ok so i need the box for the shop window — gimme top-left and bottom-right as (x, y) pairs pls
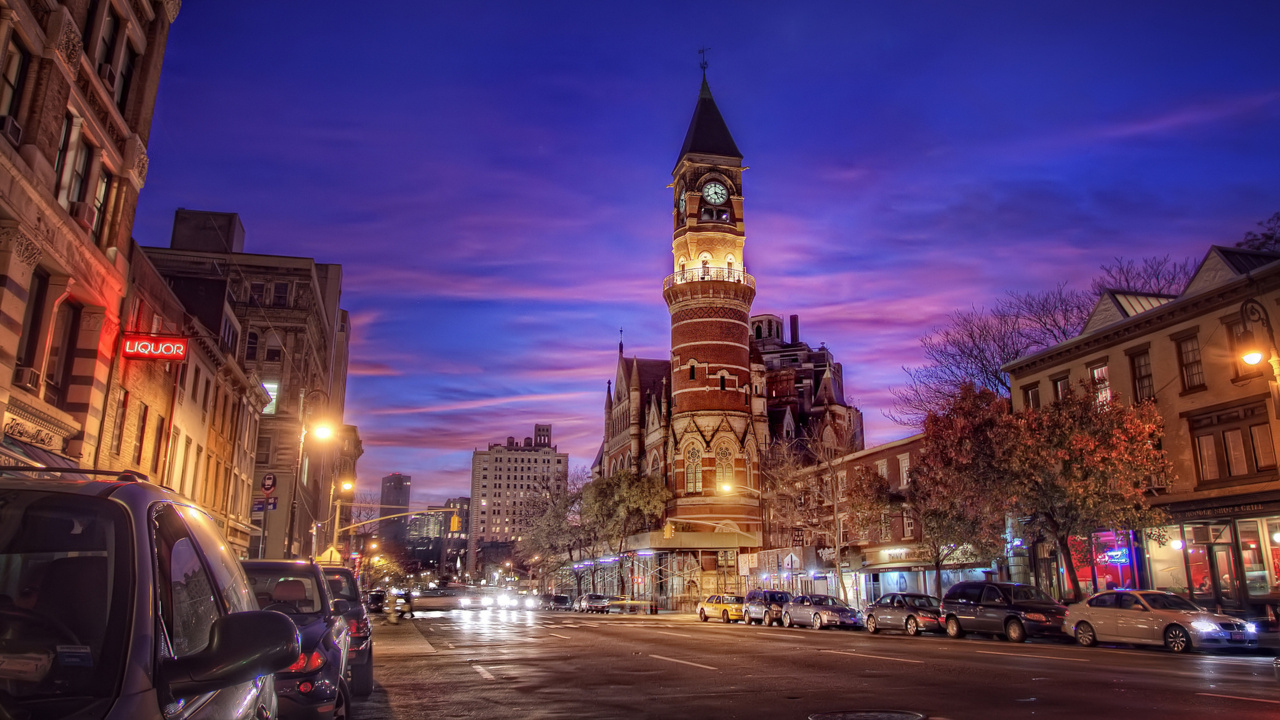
(1144, 526), (1189, 595)
(1236, 518), (1280, 598)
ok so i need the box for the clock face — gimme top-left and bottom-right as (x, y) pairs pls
(702, 181), (728, 205)
(679, 193), (686, 214)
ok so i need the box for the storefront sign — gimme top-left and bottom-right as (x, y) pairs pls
(1167, 500), (1280, 522)
(121, 334), (188, 361)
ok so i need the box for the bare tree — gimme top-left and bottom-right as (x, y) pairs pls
(1237, 211), (1280, 252)
(1089, 255), (1196, 297)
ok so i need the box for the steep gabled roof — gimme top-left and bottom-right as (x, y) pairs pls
(676, 78), (741, 164)
(1184, 245), (1280, 296)
(1081, 290), (1176, 335)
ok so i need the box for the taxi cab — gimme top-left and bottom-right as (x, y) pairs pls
(696, 593), (745, 623)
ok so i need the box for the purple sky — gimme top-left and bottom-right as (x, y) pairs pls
(135, 2), (1280, 505)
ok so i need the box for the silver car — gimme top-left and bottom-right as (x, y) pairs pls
(1064, 590), (1259, 652)
(781, 594), (863, 629)
(864, 592), (943, 635)
(0, 471), (300, 720)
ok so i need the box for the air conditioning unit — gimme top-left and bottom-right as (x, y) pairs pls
(12, 366), (41, 393)
(98, 63), (118, 92)
(70, 201), (97, 231)
(0, 115), (22, 147)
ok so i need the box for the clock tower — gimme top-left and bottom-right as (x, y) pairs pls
(662, 76), (764, 538)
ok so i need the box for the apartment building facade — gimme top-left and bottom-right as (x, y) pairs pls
(466, 425), (567, 574)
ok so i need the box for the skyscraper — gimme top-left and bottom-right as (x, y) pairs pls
(380, 472), (411, 547)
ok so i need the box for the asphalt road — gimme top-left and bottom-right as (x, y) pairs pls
(354, 609), (1280, 720)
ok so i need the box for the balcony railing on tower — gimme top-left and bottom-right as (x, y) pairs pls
(663, 267), (756, 290)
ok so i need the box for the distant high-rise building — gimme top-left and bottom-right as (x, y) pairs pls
(380, 473), (411, 546)
(466, 426), (567, 574)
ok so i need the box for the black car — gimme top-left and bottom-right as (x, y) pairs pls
(244, 560), (353, 719)
(365, 589), (386, 613)
(547, 594), (573, 611)
(324, 566), (373, 697)
(743, 589), (793, 626)
(940, 581), (1068, 642)
(0, 471), (299, 720)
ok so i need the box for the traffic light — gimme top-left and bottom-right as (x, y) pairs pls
(450, 514), (461, 532)
(663, 522), (674, 539)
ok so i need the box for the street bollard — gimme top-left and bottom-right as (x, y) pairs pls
(1273, 657), (1279, 683)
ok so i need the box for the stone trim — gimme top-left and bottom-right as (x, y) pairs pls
(0, 227), (42, 267)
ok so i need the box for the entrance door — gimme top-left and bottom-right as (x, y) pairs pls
(1186, 523), (1242, 612)
(1208, 545), (1242, 611)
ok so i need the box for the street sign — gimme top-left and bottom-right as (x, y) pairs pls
(252, 498), (265, 513)
(261, 473), (276, 495)
(267, 497), (278, 511)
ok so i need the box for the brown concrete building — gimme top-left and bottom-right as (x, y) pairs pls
(1005, 245), (1280, 618)
(467, 426), (567, 575)
(0, 1), (178, 468)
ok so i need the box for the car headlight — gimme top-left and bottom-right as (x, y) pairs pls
(480, 596), (494, 607)
(525, 598), (538, 609)
(460, 597), (472, 607)
(1246, 622), (1258, 633)
(1190, 620), (1219, 633)
(1024, 613), (1048, 622)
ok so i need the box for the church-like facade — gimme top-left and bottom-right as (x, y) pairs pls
(592, 77), (862, 603)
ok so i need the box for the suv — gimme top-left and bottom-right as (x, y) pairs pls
(323, 566), (373, 697)
(940, 581), (1067, 642)
(743, 589), (793, 626)
(0, 472), (299, 720)
(243, 560), (352, 719)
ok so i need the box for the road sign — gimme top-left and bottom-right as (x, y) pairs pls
(252, 498), (265, 513)
(267, 497), (278, 511)
(261, 473), (276, 495)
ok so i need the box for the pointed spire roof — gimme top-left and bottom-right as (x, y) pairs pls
(676, 77), (741, 165)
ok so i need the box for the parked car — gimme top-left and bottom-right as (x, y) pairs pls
(0, 471), (299, 720)
(782, 594), (863, 629)
(865, 593), (944, 635)
(586, 594), (622, 613)
(577, 593), (606, 612)
(365, 589), (386, 613)
(941, 581), (1067, 642)
(696, 594), (745, 623)
(743, 589), (793, 626)
(323, 566), (373, 697)
(1065, 590), (1259, 652)
(541, 594), (573, 610)
(243, 560), (353, 719)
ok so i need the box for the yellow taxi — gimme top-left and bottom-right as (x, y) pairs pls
(696, 593), (745, 623)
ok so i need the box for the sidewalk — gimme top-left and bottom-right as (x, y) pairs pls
(370, 616), (437, 658)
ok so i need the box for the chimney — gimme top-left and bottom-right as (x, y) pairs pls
(790, 315), (800, 345)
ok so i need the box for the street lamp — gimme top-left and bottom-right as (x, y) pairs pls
(719, 483), (761, 496)
(1238, 298), (1280, 418)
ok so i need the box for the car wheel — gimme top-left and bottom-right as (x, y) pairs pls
(722, 610), (731, 624)
(946, 616), (965, 639)
(866, 615), (879, 634)
(783, 612), (793, 628)
(905, 616), (920, 636)
(813, 613), (824, 630)
(351, 649), (374, 697)
(1005, 618), (1027, 643)
(1075, 621), (1097, 648)
(1164, 624), (1192, 653)
(699, 609), (708, 622)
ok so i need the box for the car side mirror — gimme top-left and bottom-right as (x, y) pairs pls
(161, 610), (300, 700)
(332, 599), (353, 614)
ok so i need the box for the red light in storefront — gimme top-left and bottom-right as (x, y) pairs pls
(122, 334), (188, 361)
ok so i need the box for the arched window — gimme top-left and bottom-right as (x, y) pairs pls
(701, 259), (710, 279)
(716, 446), (734, 492)
(754, 324), (762, 339)
(685, 447), (702, 493)
(245, 332), (259, 361)
(719, 374), (726, 391)
(689, 362), (696, 381)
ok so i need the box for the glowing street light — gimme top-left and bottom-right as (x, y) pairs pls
(311, 423), (335, 440)
(341, 480), (354, 492)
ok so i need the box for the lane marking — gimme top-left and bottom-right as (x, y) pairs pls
(472, 665), (495, 681)
(549, 633), (571, 639)
(447, 643), (455, 649)
(1197, 692), (1280, 705)
(655, 630), (693, 638)
(975, 650), (1089, 663)
(427, 626), (436, 632)
(649, 654), (718, 671)
(819, 649), (923, 664)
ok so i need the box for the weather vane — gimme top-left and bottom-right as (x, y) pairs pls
(698, 47), (710, 77)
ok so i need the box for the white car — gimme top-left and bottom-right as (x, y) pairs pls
(1064, 590), (1258, 652)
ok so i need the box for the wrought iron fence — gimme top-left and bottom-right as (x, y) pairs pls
(663, 267), (755, 289)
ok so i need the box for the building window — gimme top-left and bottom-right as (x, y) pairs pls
(111, 390), (129, 455)
(94, 7), (119, 70)
(133, 404), (149, 466)
(715, 446), (733, 491)
(65, 134), (93, 206)
(1131, 351), (1155, 403)
(1051, 374), (1070, 402)
(1196, 434), (1220, 482)
(1177, 336), (1206, 391)
(0, 37), (29, 125)
(685, 447), (702, 493)
(1089, 364), (1111, 404)
(262, 380), (279, 415)
(15, 268), (49, 372)
(249, 282), (265, 304)
(904, 515), (916, 539)
(1022, 384), (1041, 410)
(115, 46), (136, 111)
(1190, 402), (1274, 484)
(689, 363), (696, 380)
(272, 282), (290, 307)
(52, 114), (73, 200)
(264, 334), (282, 363)
(719, 374), (726, 391)
(43, 301), (81, 409)
(1252, 424), (1277, 470)
(91, 169), (111, 244)
(898, 453), (911, 486)
(151, 418), (164, 473)
(245, 331), (258, 361)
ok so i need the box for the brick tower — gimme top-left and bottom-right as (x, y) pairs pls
(662, 75), (764, 537)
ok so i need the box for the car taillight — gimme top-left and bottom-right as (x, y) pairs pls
(347, 618), (371, 637)
(285, 651), (326, 673)
(1024, 612), (1048, 622)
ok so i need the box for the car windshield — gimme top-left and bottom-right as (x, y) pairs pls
(245, 568), (325, 617)
(324, 570), (360, 602)
(1140, 593), (1201, 611)
(1008, 585), (1056, 603)
(905, 595), (939, 609)
(0, 489), (131, 716)
(811, 596), (848, 607)
(721, 595), (743, 603)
